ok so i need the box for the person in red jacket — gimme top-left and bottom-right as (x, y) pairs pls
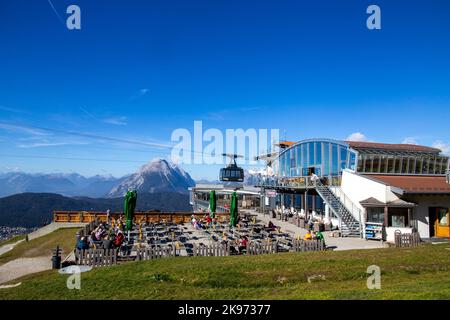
(238, 236), (248, 254)
(114, 231), (124, 248)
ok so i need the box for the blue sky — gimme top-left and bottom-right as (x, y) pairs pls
(0, 0), (449, 180)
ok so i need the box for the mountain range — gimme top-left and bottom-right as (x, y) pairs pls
(0, 192), (191, 228)
(0, 159), (195, 198)
(0, 159), (266, 228)
(0, 159), (196, 228)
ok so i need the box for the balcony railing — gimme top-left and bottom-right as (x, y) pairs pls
(254, 176), (342, 189)
(193, 199), (229, 213)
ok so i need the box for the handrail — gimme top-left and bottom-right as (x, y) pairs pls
(255, 175), (342, 189)
(255, 176), (316, 189)
(194, 199), (229, 213)
(328, 186), (362, 222)
(326, 185), (363, 236)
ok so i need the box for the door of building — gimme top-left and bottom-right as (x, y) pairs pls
(430, 207), (450, 238)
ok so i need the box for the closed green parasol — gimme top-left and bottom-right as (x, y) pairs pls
(124, 190), (137, 231)
(229, 191), (238, 228)
(209, 190), (216, 218)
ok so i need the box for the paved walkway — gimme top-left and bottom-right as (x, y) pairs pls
(0, 239), (25, 257)
(246, 209), (387, 251)
(28, 222), (86, 241)
(0, 256), (51, 284)
(0, 222), (86, 284)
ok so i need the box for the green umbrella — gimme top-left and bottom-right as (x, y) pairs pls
(209, 190), (216, 218)
(229, 191), (238, 228)
(124, 190), (137, 231)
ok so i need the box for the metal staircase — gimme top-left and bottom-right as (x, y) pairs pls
(315, 181), (362, 238)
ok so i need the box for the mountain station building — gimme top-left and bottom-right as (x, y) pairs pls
(190, 138), (450, 242)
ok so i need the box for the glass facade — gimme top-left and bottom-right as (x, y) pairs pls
(356, 153), (448, 175)
(274, 139), (358, 179)
(273, 139), (450, 180)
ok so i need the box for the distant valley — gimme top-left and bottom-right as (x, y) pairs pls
(0, 159), (195, 228)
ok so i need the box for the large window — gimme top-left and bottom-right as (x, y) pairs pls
(302, 143), (307, 168)
(415, 157), (422, 174)
(435, 158), (442, 175)
(323, 142), (330, 176)
(372, 155), (380, 173)
(379, 155), (387, 173)
(340, 146), (347, 172)
(387, 156), (394, 173)
(331, 144), (339, 175)
(280, 153), (286, 176)
(389, 208), (409, 228)
(364, 155), (372, 172)
(357, 154), (364, 172)
(401, 157), (408, 173)
(349, 152), (356, 171)
(429, 157), (435, 174)
(316, 142), (322, 164)
(408, 157), (415, 174)
(394, 157), (401, 173)
(308, 142), (315, 166)
(366, 207), (385, 224)
(274, 140), (357, 180)
(355, 152), (448, 175)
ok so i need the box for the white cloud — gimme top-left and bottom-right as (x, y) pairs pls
(0, 105), (31, 114)
(102, 116), (128, 126)
(402, 137), (418, 145)
(432, 140), (450, 155)
(140, 88), (149, 95)
(346, 132), (367, 142)
(0, 122), (50, 136)
(17, 141), (89, 148)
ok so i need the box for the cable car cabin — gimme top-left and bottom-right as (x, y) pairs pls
(220, 166), (244, 182)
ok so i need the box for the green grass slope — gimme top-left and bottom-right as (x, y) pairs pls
(0, 228), (79, 265)
(1, 243), (449, 300)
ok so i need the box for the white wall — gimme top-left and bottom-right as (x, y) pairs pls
(341, 170), (401, 210)
(386, 227), (412, 242)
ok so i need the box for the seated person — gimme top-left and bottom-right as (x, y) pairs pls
(268, 221), (276, 231)
(238, 236), (248, 254)
(114, 231), (124, 248)
(303, 230), (313, 241)
(221, 234), (228, 245)
(76, 237), (89, 250)
(229, 245), (239, 255)
(315, 231), (325, 245)
(102, 235), (113, 249)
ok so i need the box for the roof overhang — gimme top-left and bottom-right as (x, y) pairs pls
(360, 197), (416, 208)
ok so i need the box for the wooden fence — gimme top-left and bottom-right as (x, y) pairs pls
(246, 241), (278, 255)
(54, 211), (228, 224)
(193, 243), (230, 256)
(394, 232), (420, 248)
(75, 249), (118, 267)
(293, 239), (325, 252)
(136, 246), (177, 260)
(74, 240), (325, 266)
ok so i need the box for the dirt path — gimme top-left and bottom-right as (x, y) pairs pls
(0, 256), (51, 284)
(0, 239), (25, 257)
